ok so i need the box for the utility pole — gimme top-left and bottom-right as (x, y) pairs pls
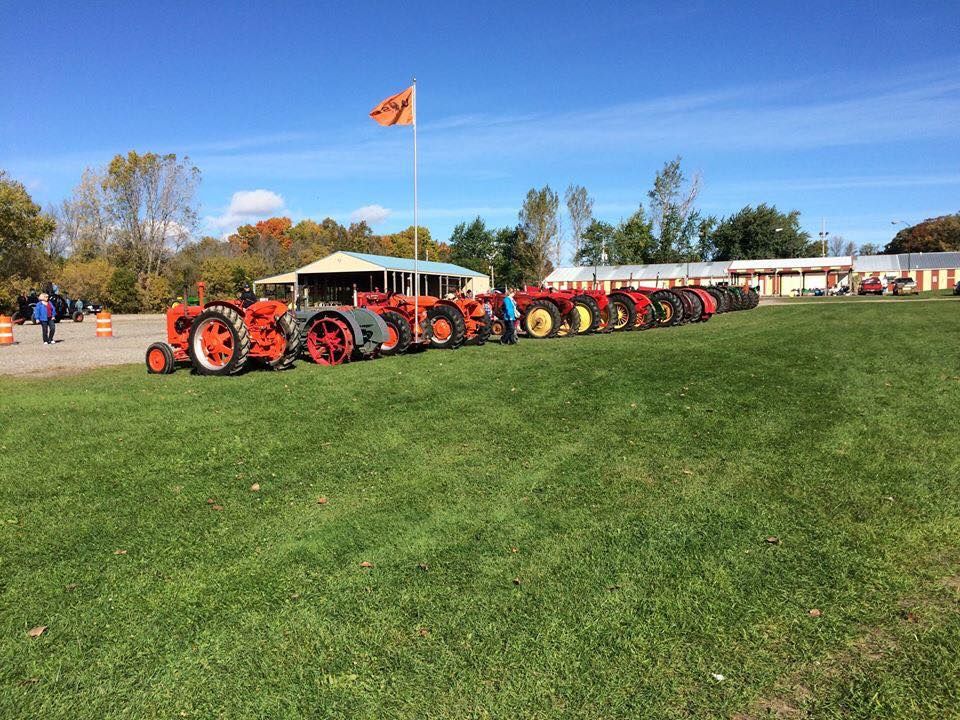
(818, 218), (829, 257)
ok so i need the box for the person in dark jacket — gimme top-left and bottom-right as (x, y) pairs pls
(239, 283), (258, 308)
(33, 292), (57, 344)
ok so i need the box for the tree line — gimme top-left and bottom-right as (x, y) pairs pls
(3, 152), (958, 313)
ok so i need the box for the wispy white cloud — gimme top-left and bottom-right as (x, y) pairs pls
(206, 189), (286, 232)
(349, 204), (392, 226)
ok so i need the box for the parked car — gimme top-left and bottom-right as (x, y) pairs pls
(858, 277), (883, 295)
(891, 277), (918, 296)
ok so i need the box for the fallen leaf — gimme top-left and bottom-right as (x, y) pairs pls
(711, 673), (725, 682)
(289, 593), (301, 601)
(113, 549), (127, 555)
(317, 497), (328, 505)
(682, 469), (693, 476)
(808, 608), (822, 617)
(18, 677), (40, 686)
(249, 483), (260, 492)
(607, 584), (622, 592)
(418, 627), (430, 637)
(211, 504), (223, 511)
(512, 577), (522, 586)
(510, 547), (519, 553)
(360, 561), (374, 568)
(65, 583), (78, 591)
(206, 498), (215, 505)
(27, 626), (47, 638)
(899, 609), (919, 623)
(765, 536), (780, 545)
(417, 562), (429, 571)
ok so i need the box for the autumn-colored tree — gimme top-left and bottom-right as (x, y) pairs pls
(255, 217), (293, 250)
(57, 257), (116, 302)
(884, 213), (960, 253)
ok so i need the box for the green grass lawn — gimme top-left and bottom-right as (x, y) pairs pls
(2, 301), (959, 719)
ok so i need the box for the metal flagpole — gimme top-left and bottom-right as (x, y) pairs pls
(412, 77), (419, 341)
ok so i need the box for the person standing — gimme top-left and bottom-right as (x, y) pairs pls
(33, 292), (57, 344)
(501, 289), (519, 345)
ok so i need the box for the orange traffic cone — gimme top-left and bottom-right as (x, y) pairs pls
(0, 315), (14, 345)
(95, 312), (113, 338)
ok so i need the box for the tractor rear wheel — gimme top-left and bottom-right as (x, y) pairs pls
(428, 304), (466, 349)
(145, 342), (176, 374)
(608, 294), (636, 331)
(572, 295), (601, 334)
(705, 287), (726, 313)
(556, 305), (581, 337)
(678, 289), (704, 322)
(268, 310), (302, 370)
(305, 316), (354, 365)
(187, 306), (250, 375)
(378, 310), (412, 355)
(650, 290), (683, 326)
(523, 299), (560, 339)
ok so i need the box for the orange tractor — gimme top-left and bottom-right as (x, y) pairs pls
(355, 291), (491, 355)
(146, 282), (300, 375)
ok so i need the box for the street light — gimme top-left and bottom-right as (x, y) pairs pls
(891, 220), (912, 273)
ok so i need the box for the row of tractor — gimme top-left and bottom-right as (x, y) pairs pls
(144, 281), (759, 375)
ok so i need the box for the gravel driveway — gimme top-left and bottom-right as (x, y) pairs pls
(0, 314), (166, 377)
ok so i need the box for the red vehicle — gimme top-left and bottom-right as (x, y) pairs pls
(479, 288), (582, 339)
(146, 282), (300, 375)
(858, 277), (883, 295)
(607, 287), (658, 331)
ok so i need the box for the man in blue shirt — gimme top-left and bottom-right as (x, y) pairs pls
(501, 289), (519, 345)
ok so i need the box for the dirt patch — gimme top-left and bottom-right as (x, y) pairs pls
(0, 314), (165, 377)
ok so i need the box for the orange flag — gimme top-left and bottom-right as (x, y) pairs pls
(370, 86), (415, 126)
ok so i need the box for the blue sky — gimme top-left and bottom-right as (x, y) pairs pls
(2, 0), (958, 260)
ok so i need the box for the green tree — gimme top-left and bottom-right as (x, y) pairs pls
(518, 186), (560, 283)
(647, 157), (702, 262)
(613, 207), (655, 263)
(884, 213), (960, 253)
(101, 151), (200, 276)
(105, 267), (140, 312)
(491, 225), (534, 288)
(565, 184), (593, 262)
(137, 273), (173, 312)
(449, 217), (497, 274)
(574, 220), (615, 266)
(288, 218), (345, 265)
(708, 204), (814, 260)
(858, 242), (881, 256)
(0, 170), (56, 280)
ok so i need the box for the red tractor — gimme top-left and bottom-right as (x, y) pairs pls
(478, 288), (581, 339)
(535, 286), (618, 334)
(607, 287), (658, 331)
(146, 282), (300, 375)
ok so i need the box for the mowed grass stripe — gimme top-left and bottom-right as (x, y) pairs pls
(1, 301), (958, 718)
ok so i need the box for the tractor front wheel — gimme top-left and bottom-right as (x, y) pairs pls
(428, 304), (467, 349)
(187, 306), (251, 375)
(608, 295), (636, 331)
(305, 316), (354, 365)
(145, 342), (176, 374)
(379, 310), (412, 356)
(556, 306), (582, 337)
